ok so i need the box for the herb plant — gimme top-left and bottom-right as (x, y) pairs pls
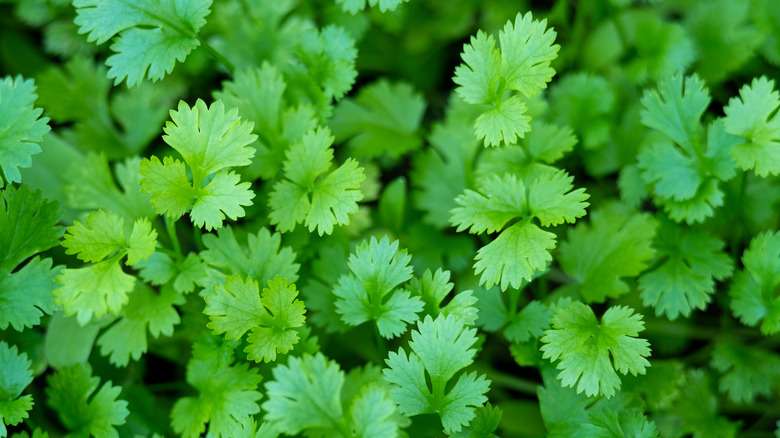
(1, 0), (779, 437)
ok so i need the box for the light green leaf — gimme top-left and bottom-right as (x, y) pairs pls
(0, 76), (50, 186)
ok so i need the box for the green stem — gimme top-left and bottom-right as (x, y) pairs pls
(165, 216), (182, 257)
(197, 36), (236, 74)
(730, 171), (748, 259)
(484, 370), (539, 396)
(374, 324), (387, 361)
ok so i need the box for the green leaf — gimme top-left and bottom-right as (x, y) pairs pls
(0, 185), (62, 331)
(640, 73), (709, 154)
(262, 353), (344, 434)
(61, 210), (126, 263)
(293, 25), (357, 101)
(46, 363), (129, 437)
(200, 226), (299, 286)
(140, 99), (257, 230)
(549, 73), (615, 149)
(53, 260), (136, 326)
(729, 230), (780, 335)
(453, 12), (558, 146)
(723, 76), (780, 177)
(452, 170), (588, 289)
(383, 314), (490, 434)
(336, 0), (408, 14)
(559, 203), (657, 303)
(189, 170), (255, 231)
(640, 217), (733, 320)
(0, 76), (51, 186)
(711, 340), (780, 403)
(139, 155), (193, 220)
(474, 220), (556, 291)
(268, 127), (365, 235)
(170, 337), (262, 438)
(97, 284), (184, 366)
(205, 275), (306, 363)
(330, 80), (426, 159)
(333, 236), (423, 338)
(73, 0), (212, 86)
(540, 302), (651, 398)
(0, 342), (34, 437)
(163, 100), (256, 181)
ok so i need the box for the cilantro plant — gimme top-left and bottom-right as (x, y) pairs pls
(1, 0), (780, 437)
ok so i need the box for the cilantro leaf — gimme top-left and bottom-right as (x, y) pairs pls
(54, 210), (158, 325)
(213, 63), (318, 180)
(723, 76), (780, 177)
(477, 121), (577, 180)
(140, 99), (257, 230)
(171, 337), (262, 438)
(336, 0), (408, 14)
(268, 127), (365, 235)
(263, 353), (400, 437)
(330, 80), (426, 159)
(0, 185), (62, 331)
(558, 203), (657, 303)
(408, 268), (478, 326)
(729, 230), (780, 335)
(204, 275), (306, 362)
(540, 302), (651, 398)
(97, 284), (184, 366)
(451, 169), (588, 290)
(453, 12), (559, 146)
(200, 226), (299, 286)
(46, 363), (129, 437)
(383, 314), (490, 433)
(639, 217), (733, 320)
(291, 25), (357, 103)
(64, 154), (156, 222)
(73, 0), (212, 86)
(333, 236), (423, 338)
(0, 75), (50, 186)
(639, 74), (739, 223)
(0, 342), (34, 437)
(711, 340), (780, 403)
(549, 73), (615, 150)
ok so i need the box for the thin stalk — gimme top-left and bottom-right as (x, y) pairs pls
(484, 370), (539, 396)
(165, 216), (182, 257)
(197, 37), (236, 74)
(374, 324), (387, 361)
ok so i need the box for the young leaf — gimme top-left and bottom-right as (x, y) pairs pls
(73, 0), (212, 86)
(711, 340), (780, 403)
(333, 236), (423, 338)
(0, 75), (50, 187)
(46, 363), (129, 437)
(53, 210), (158, 325)
(639, 74), (739, 223)
(140, 99), (257, 230)
(453, 12), (559, 146)
(639, 217), (733, 320)
(558, 203), (657, 303)
(268, 127), (365, 235)
(451, 169), (589, 290)
(723, 76), (780, 177)
(200, 226), (300, 286)
(263, 353), (400, 437)
(171, 337), (262, 438)
(97, 284), (184, 366)
(729, 230), (780, 335)
(336, 0), (408, 14)
(383, 314), (491, 434)
(0, 186), (62, 331)
(330, 80), (426, 159)
(0, 342), (34, 437)
(540, 301), (651, 398)
(204, 275), (306, 363)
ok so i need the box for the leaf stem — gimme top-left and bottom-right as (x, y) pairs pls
(165, 216), (182, 257)
(374, 324), (387, 361)
(484, 369), (539, 395)
(197, 37), (236, 74)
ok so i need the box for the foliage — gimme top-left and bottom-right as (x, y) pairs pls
(1, 0), (779, 436)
